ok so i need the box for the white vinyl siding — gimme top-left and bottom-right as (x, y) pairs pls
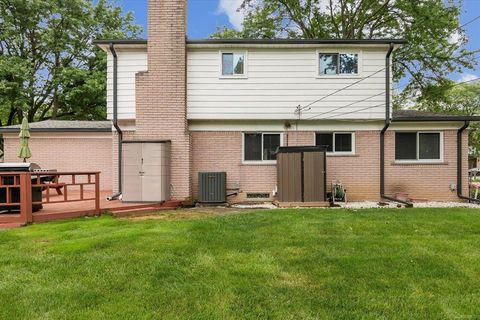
(106, 49), (148, 120)
(187, 47), (389, 120)
(105, 46), (391, 121)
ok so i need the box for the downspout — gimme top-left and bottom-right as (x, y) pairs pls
(108, 43), (122, 201)
(457, 121), (480, 203)
(380, 43), (412, 207)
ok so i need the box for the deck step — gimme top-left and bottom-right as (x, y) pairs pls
(0, 222), (24, 230)
(111, 206), (177, 218)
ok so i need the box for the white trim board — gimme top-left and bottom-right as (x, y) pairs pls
(188, 120), (464, 132)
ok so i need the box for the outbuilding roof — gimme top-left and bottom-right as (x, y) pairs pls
(0, 120), (112, 133)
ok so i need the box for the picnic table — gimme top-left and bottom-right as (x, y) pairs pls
(33, 169), (66, 195)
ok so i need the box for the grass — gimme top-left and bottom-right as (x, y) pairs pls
(1, 208), (480, 319)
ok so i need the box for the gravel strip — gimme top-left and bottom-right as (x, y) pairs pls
(340, 201), (480, 209)
(231, 201), (480, 210)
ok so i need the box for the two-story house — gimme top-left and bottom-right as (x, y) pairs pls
(2, 0), (479, 204)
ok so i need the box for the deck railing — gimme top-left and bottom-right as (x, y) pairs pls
(0, 171), (100, 225)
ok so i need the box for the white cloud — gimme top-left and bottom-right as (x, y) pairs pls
(217, 0), (245, 30)
(448, 30), (462, 44)
(457, 73), (478, 83)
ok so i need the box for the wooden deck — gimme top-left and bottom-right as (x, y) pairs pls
(1, 190), (180, 227)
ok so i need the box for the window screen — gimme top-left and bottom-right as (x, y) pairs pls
(419, 133), (440, 160)
(244, 133), (280, 161)
(335, 133), (352, 152)
(395, 132), (417, 160)
(339, 53), (358, 74)
(263, 134), (280, 160)
(316, 133), (333, 152)
(222, 53), (244, 76)
(319, 53), (358, 75)
(319, 54), (338, 75)
(244, 133), (262, 161)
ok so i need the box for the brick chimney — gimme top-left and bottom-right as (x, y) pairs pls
(135, 0), (191, 200)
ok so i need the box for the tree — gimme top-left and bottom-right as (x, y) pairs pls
(211, 0), (478, 104)
(0, 0), (142, 126)
(415, 81), (480, 154)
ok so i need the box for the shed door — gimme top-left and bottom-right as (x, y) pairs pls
(277, 153), (302, 202)
(141, 143), (165, 202)
(303, 151), (325, 202)
(122, 143), (143, 202)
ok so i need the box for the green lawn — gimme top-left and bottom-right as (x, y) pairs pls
(1, 208), (480, 319)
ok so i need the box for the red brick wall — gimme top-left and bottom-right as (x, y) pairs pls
(3, 132), (113, 190)
(133, 0), (191, 200)
(191, 130), (469, 202)
(191, 132), (276, 202)
(384, 130), (468, 201)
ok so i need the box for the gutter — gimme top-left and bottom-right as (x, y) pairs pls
(457, 121), (480, 203)
(108, 43), (123, 201)
(379, 43), (413, 207)
(93, 38), (408, 46)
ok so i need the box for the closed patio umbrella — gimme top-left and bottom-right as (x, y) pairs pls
(17, 117), (32, 163)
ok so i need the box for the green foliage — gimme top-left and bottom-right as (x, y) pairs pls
(415, 81), (480, 154)
(1, 208), (480, 318)
(0, 0), (142, 125)
(212, 0), (478, 103)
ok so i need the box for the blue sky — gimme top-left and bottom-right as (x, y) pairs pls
(112, 0), (479, 82)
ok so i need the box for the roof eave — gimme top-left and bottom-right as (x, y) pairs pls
(392, 116), (480, 122)
(0, 128), (112, 133)
(93, 39), (147, 45)
(187, 38), (407, 45)
(93, 38), (407, 48)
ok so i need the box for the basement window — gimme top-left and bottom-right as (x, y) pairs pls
(244, 133), (281, 163)
(221, 51), (246, 77)
(395, 132), (442, 162)
(315, 132), (354, 154)
(246, 193), (270, 199)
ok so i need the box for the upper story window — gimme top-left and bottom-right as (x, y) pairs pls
(395, 132), (442, 162)
(315, 132), (354, 154)
(244, 132), (281, 163)
(221, 52), (246, 77)
(319, 53), (359, 75)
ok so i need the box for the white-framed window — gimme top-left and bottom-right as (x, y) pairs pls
(243, 132), (282, 163)
(395, 131), (443, 162)
(220, 51), (247, 78)
(317, 51), (360, 76)
(315, 132), (355, 154)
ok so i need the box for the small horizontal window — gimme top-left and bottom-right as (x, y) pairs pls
(244, 133), (281, 162)
(315, 132), (354, 153)
(395, 132), (442, 161)
(319, 53), (358, 75)
(222, 52), (245, 76)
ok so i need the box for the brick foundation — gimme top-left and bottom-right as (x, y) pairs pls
(191, 130), (469, 202)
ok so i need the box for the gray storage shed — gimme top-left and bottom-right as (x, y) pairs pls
(122, 141), (171, 202)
